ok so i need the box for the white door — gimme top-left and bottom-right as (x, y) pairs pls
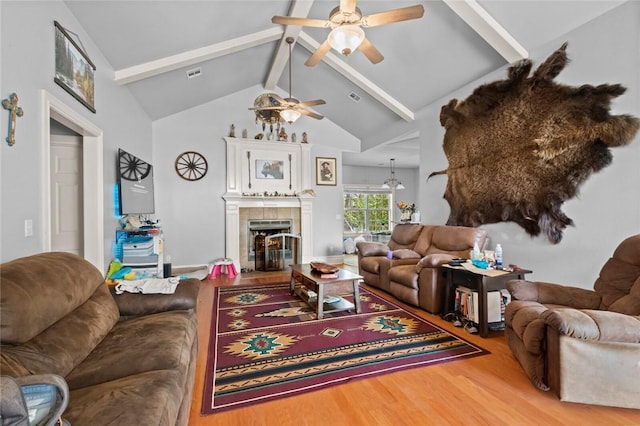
(50, 135), (83, 256)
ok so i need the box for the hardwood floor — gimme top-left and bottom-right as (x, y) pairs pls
(187, 265), (640, 425)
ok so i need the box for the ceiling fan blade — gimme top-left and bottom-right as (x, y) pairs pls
(305, 40), (332, 67)
(272, 15), (330, 28)
(340, 0), (357, 15)
(299, 109), (325, 120)
(361, 5), (425, 27)
(297, 99), (326, 108)
(359, 38), (384, 64)
(248, 106), (284, 111)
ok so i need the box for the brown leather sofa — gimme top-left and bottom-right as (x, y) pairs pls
(505, 234), (640, 409)
(0, 252), (200, 425)
(357, 224), (488, 313)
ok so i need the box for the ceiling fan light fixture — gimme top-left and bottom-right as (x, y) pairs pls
(280, 108), (301, 124)
(328, 25), (365, 56)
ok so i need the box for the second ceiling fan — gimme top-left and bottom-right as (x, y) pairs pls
(272, 0), (424, 67)
(249, 37), (325, 123)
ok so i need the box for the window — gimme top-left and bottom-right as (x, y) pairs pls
(343, 186), (392, 234)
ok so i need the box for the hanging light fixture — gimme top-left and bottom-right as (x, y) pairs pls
(327, 25), (365, 56)
(381, 158), (405, 189)
(280, 37), (302, 124)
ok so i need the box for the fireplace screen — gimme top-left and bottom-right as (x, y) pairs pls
(255, 233), (301, 271)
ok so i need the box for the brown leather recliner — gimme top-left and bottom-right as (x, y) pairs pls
(357, 224), (487, 313)
(505, 234), (640, 409)
(356, 224), (424, 293)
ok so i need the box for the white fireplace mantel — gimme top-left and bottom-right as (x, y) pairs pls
(223, 137), (314, 270)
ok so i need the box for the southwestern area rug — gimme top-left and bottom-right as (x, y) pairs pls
(202, 283), (488, 414)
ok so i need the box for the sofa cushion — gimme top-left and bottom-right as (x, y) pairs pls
(389, 264), (419, 289)
(0, 284), (119, 378)
(393, 249), (421, 260)
(594, 257), (640, 315)
(65, 370), (184, 426)
(1, 252), (109, 344)
(65, 310), (197, 390)
(427, 226), (481, 254)
(387, 224), (423, 250)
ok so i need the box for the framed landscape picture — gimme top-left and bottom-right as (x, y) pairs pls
(54, 21), (96, 113)
(316, 157), (337, 186)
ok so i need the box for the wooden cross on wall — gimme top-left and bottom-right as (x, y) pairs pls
(2, 93), (24, 146)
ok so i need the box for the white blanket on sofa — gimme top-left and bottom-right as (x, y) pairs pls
(115, 277), (180, 295)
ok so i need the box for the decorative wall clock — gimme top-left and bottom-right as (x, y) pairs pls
(175, 151), (208, 181)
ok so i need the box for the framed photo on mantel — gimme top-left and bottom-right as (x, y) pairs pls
(316, 157), (336, 186)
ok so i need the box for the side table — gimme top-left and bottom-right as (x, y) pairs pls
(441, 264), (532, 337)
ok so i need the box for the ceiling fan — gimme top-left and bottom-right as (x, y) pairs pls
(272, 0), (424, 67)
(249, 37), (325, 123)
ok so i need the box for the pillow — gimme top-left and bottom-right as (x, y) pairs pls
(393, 249), (421, 260)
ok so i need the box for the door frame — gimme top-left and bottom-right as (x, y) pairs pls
(41, 90), (104, 271)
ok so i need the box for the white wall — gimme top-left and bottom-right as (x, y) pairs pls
(152, 85), (359, 266)
(416, 1), (640, 288)
(0, 1), (153, 269)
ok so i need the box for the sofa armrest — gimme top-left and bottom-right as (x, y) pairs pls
(507, 280), (601, 309)
(541, 308), (640, 343)
(415, 253), (455, 272)
(109, 278), (200, 317)
(357, 241), (389, 257)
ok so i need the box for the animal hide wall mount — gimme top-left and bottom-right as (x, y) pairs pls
(432, 43), (639, 243)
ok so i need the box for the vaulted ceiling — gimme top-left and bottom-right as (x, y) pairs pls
(64, 0), (625, 167)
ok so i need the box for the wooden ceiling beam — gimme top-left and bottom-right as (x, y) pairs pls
(443, 0), (528, 64)
(264, 0), (315, 90)
(114, 27), (283, 85)
(297, 32), (414, 122)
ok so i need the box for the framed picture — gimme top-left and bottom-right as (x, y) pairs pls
(255, 159), (284, 180)
(316, 157), (337, 186)
(54, 21), (96, 113)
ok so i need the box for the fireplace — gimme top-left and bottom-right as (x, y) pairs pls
(223, 137), (314, 272)
(255, 233), (301, 271)
(248, 219), (292, 261)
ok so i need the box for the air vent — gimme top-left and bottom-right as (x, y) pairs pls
(186, 68), (201, 79)
(348, 91), (361, 102)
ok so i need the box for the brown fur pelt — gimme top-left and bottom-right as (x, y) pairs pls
(432, 43), (639, 243)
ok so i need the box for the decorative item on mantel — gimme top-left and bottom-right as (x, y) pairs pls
(291, 132), (297, 143)
(242, 191), (298, 197)
(229, 124), (235, 137)
(302, 132), (308, 143)
(242, 128), (248, 138)
(278, 126), (288, 142)
(1, 92), (24, 146)
(397, 201), (416, 222)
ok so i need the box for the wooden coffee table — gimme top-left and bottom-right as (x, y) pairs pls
(289, 264), (363, 320)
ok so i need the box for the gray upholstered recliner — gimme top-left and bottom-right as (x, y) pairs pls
(505, 234), (640, 409)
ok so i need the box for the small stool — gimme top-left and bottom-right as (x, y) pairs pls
(210, 258), (237, 279)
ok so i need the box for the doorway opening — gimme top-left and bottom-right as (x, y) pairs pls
(42, 90), (104, 271)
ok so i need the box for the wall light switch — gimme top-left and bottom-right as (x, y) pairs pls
(24, 219), (33, 237)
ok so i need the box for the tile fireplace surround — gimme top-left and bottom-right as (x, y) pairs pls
(223, 137), (314, 271)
